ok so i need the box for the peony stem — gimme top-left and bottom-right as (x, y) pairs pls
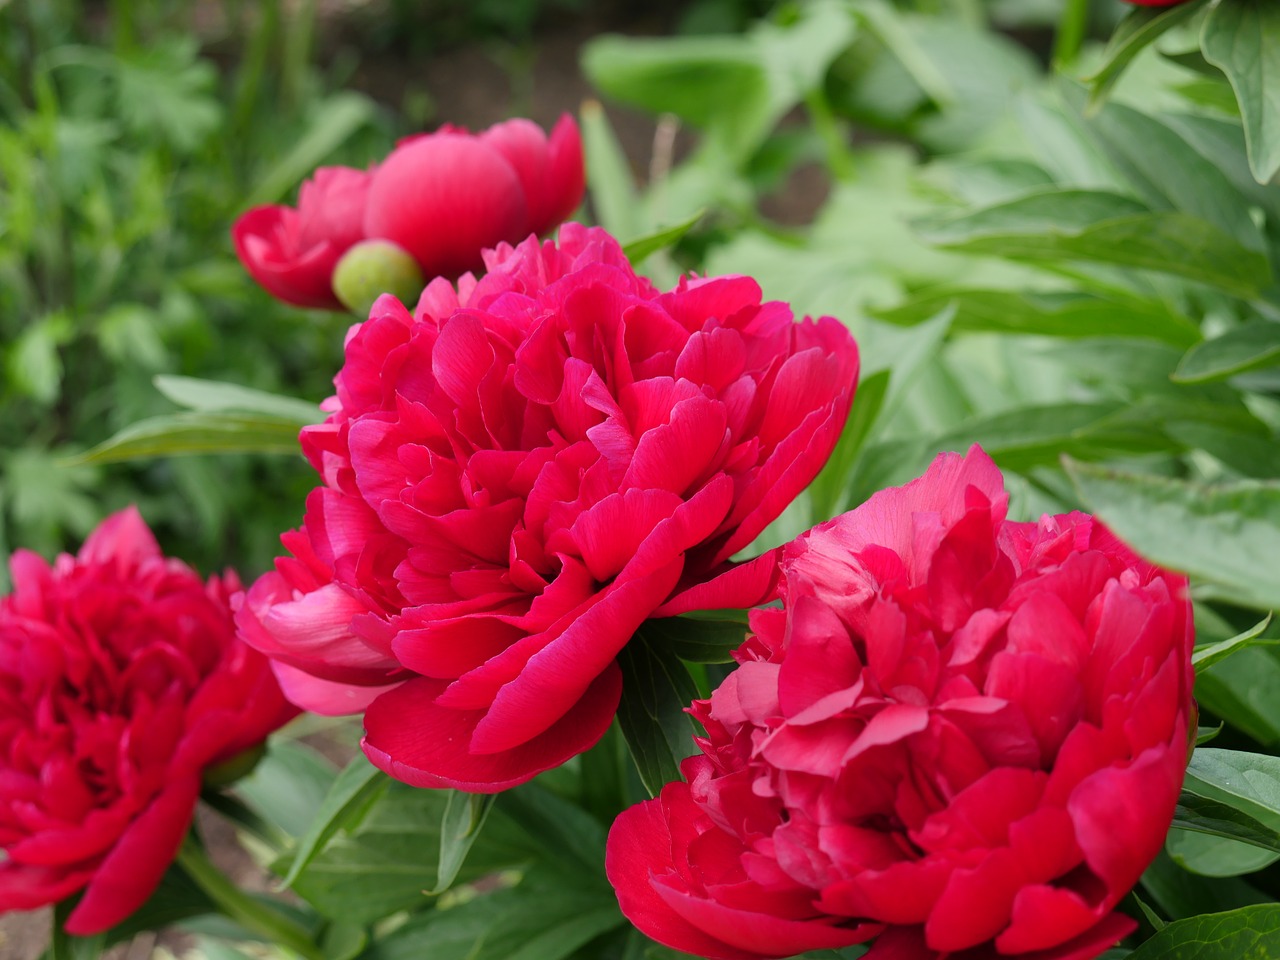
(176, 833), (323, 960)
(1053, 0), (1090, 66)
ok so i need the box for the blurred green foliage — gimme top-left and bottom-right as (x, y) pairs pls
(0, 0), (396, 582)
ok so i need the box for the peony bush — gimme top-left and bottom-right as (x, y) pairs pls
(7, 0), (1280, 958)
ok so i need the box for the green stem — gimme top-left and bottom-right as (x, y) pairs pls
(1053, 0), (1091, 67)
(176, 834), (323, 960)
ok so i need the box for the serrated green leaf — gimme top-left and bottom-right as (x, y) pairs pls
(1065, 461), (1280, 612)
(616, 623), (702, 796)
(1126, 903), (1280, 959)
(1084, 1), (1210, 109)
(73, 412), (305, 464)
(433, 790), (497, 895)
(622, 211), (703, 265)
(1193, 616), (1275, 672)
(154, 374), (324, 424)
(1201, 0), (1280, 184)
(279, 753), (387, 889)
(1174, 321), (1280, 384)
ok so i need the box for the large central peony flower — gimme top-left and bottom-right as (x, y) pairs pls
(237, 224), (859, 792)
(607, 446), (1195, 960)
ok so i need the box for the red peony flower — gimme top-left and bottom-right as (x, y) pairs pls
(606, 446), (1194, 960)
(0, 508), (296, 934)
(236, 223), (859, 792)
(363, 114), (585, 281)
(232, 115), (585, 310)
(233, 165), (372, 310)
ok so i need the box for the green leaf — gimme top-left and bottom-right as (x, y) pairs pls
(873, 290), (1200, 348)
(616, 622), (702, 796)
(1174, 321), (1280, 384)
(1142, 848), (1273, 923)
(362, 866), (624, 960)
(622, 211), (704, 265)
(1064, 461), (1280, 612)
(48, 900), (106, 960)
(497, 780), (608, 873)
(1196, 647), (1280, 747)
(7, 311), (71, 404)
(113, 37), (222, 152)
(580, 99), (641, 240)
(1084, 1), (1210, 109)
(73, 411), (305, 464)
(1193, 616), (1276, 672)
(1184, 750), (1280, 838)
(433, 790), (497, 894)
(235, 738), (339, 839)
(279, 753), (388, 889)
(244, 92), (376, 209)
(288, 780), (533, 925)
(1201, 0), (1280, 184)
(154, 375), (324, 424)
(1167, 827), (1280, 877)
(917, 191), (1271, 298)
(637, 614), (751, 664)
(1126, 903), (1280, 959)
(811, 368), (891, 521)
(1171, 792), (1280, 856)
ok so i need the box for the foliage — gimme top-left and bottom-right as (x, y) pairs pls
(11, 0), (1280, 959)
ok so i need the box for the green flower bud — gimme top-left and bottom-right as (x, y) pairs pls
(332, 239), (425, 316)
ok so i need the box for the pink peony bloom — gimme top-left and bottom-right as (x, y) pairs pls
(606, 446), (1194, 960)
(232, 114), (585, 310)
(0, 508), (297, 935)
(364, 114), (585, 281)
(236, 223), (859, 792)
(233, 165), (372, 310)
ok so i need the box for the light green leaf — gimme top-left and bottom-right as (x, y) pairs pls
(433, 790), (497, 894)
(279, 753), (387, 889)
(1126, 904), (1280, 959)
(1193, 616), (1276, 672)
(810, 368), (891, 521)
(581, 99), (641, 240)
(917, 191), (1271, 298)
(244, 92), (376, 209)
(74, 412), (305, 464)
(1167, 827), (1280, 877)
(873, 290), (1200, 348)
(1187, 749), (1280, 816)
(1201, 0), (1280, 184)
(1171, 793), (1280, 857)
(1065, 461), (1280, 612)
(616, 622), (702, 796)
(622, 211), (703, 265)
(153, 375), (323, 424)
(1174, 321), (1280, 384)
(1084, 1), (1210, 109)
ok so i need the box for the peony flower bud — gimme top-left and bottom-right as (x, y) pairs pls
(332, 239), (425, 316)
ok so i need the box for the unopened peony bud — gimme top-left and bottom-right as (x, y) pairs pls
(332, 239), (425, 315)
